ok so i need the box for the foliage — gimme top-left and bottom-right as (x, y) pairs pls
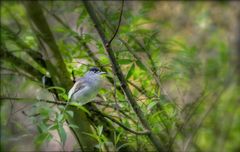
(1, 1), (240, 152)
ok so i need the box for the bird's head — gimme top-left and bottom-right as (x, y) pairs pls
(85, 67), (106, 77)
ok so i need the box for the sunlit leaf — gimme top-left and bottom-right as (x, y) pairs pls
(118, 59), (133, 65)
(147, 101), (158, 112)
(126, 63), (135, 79)
(136, 60), (147, 71)
(57, 125), (67, 145)
(76, 9), (88, 27)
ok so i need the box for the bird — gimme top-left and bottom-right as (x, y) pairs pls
(68, 67), (106, 106)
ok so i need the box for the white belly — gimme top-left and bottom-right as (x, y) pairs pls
(71, 85), (100, 105)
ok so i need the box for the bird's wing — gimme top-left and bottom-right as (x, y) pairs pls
(68, 78), (86, 100)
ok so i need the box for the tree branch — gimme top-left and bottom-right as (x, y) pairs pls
(1, 25), (46, 68)
(83, 1), (165, 151)
(43, 6), (125, 93)
(23, 1), (72, 90)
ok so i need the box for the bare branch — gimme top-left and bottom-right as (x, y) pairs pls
(91, 108), (150, 135)
(106, 0), (124, 47)
(1, 96), (149, 135)
(1, 48), (44, 82)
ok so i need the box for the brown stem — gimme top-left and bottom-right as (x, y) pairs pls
(106, 0), (124, 47)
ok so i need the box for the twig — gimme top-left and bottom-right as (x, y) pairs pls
(0, 96), (67, 105)
(1, 96), (149, 136)
(91, 108), (150, 135)
(1, 25), (46, 68)
(106, 0), (124, 47)
(1, 47), (44, 82)
(95, 101), (137, 124)
(183, 87), (229, 152)
(182, 74), (233, 152)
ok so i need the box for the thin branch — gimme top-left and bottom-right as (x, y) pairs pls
(1, 96), (149, 135)
(183, 85), (230, 152)
(106, 0), (124, 47)
(0, 96), (67, 105)
(0, 66), (39, 83)
(1, 47), (44, 82)
(1, 25), (46, 68)
(95, 100), (137, 124)
(91, 108), (150, 135)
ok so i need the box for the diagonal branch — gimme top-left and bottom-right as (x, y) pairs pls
(1, 25), (46, 68)
(1, 47), (44, 82)
(83, 1), (165, 151)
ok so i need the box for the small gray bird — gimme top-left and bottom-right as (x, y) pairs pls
(68, 67), (105, 105)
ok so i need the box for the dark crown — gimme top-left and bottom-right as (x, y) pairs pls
(89, 67), (100, 73)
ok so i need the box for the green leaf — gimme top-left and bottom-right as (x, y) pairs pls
(98, 126), (103, 136)
(70, 102), (91, 115)
(65, 110), (74, 118)
(82, 132), (99, 140)
(35, 133), (52, 149)
(117, 143), (132, 151)
(58, 125), (67, 145)
(68, 124), (79, 129)
(114, 132), (122, 146)
(47, 86), (66, 94)
(57, 114), (64, 122)
(136, 60), (147, 71)
(76, 9), (87, 27)
(38, 122), (48, 133)
(38, 107), (51, 117)
(126, 63), (135, 79)
(147, 101), (158, 111)
(59, 93), (68, 101)
(118, 59), (133, 65)
(48, 124), (58, 130)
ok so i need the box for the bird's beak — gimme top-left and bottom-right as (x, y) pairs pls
(100, 72), (106, 75)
